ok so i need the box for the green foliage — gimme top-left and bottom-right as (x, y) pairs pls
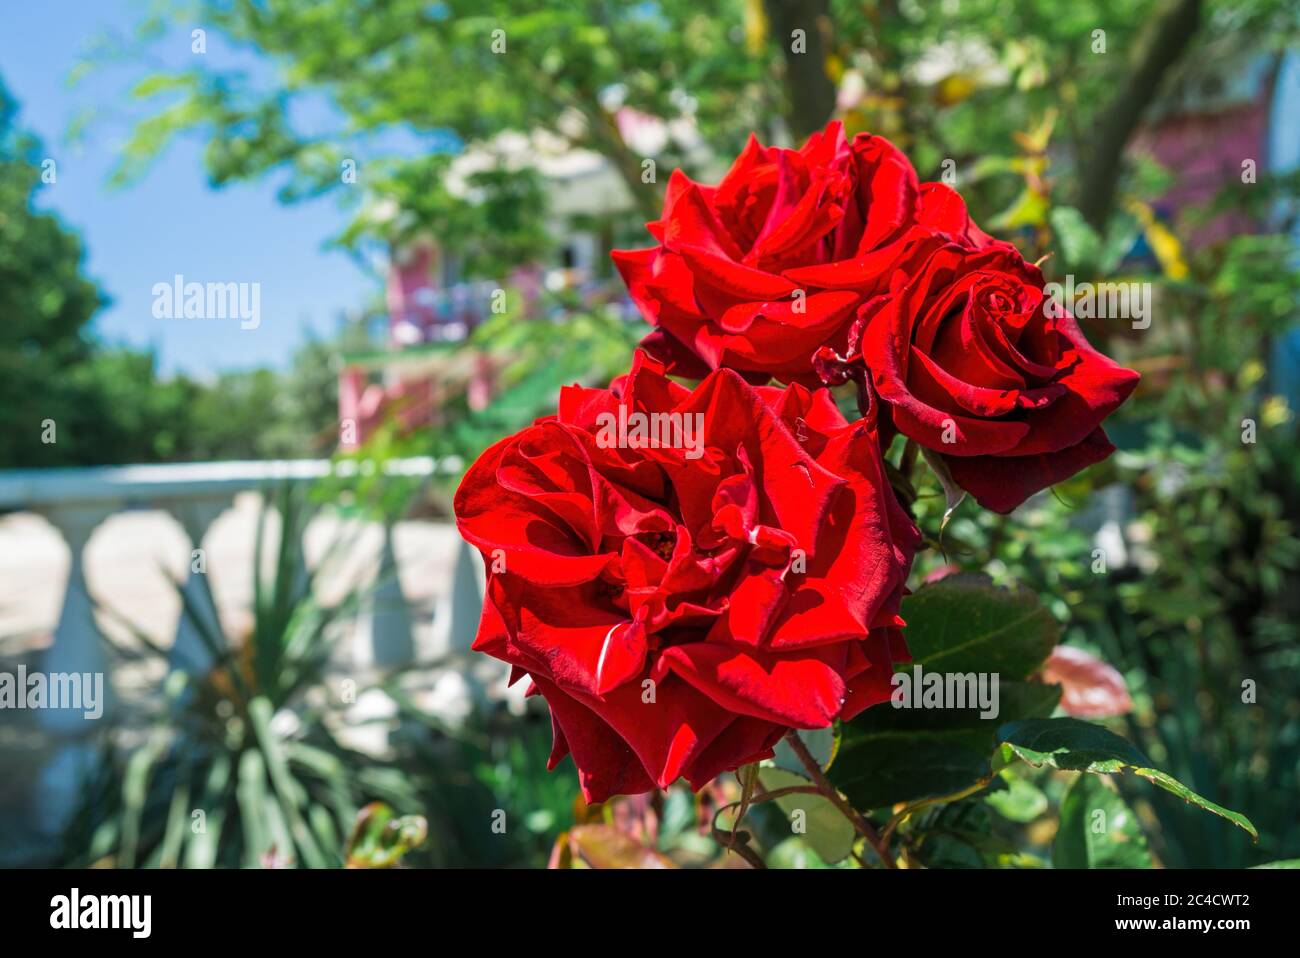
(96, 0), (772, 246)
(896, 574), (1061, 678)
(1053, 772), (1152, 868)
(389, 702), (581, 867)
(423, 298), (642, 490)
(771, 727), (837, 774)
(830, 576), (1062, 811)
(756, 767), (856, 865)
(180, 332), (343, 460)
(832, 683), (1061, 812)
(0, 73), (342, 470)
(909, 799), (1040, 869)
(984, 770), (1049, 824)
(340, 159), (553, 280)
(0, 78), (106, 468)
(103, 0), (1300, 249)
(61, 483), (409, 867)
(57, 349), (197, 463)
(344, 802), (428, 868)
(822, 576), (1255, 868)
(996, 718), (1257, 839)
(886, 59), (1300, 862)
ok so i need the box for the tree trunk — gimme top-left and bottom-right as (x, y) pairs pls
(1077, 0), (1204, 231)
(765, 0), (838, 141)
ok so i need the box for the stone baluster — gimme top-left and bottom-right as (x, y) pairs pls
(167, 496), (230, 675)
(37, 503), (117, 731)
(447, 536), (484, 654)
(352, 521), (415, 669)
(287, 488), (314, 601)
(33, 502), (116, 837)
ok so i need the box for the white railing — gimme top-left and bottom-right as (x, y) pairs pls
(0, 458), (486, 834)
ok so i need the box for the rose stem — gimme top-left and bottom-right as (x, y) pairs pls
(783, 729), (896, 869)
(899, 438), (919, 478)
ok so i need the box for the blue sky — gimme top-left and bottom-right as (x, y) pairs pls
(0, 0), (403, 377)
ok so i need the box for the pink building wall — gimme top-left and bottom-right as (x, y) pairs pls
(1133, 96), (1270, 247)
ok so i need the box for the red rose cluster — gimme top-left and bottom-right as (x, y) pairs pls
(456, 121), (1137, 802)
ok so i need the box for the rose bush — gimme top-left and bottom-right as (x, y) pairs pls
(453, 122), (1259, 869)
(613, 121), (1003, 384)
(455, 350), (918, 802)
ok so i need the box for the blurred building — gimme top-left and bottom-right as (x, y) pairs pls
(1133, 45), (1300, 404)
(1134, 45), (1298, 245)
(336, 107), (703, 449)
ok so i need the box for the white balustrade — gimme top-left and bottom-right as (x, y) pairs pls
(0, 456), (490, 836)
(352, 522), (416, 669)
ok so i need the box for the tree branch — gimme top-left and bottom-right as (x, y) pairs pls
(1077, 0), (1204, 230)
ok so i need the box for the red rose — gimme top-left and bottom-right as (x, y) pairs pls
(858, 243), (1141, 513)
(613, 121), (1000, 384)
(454, 351), (918, 802)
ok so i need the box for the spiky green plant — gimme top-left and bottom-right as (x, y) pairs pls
(61, 482), (424, 868)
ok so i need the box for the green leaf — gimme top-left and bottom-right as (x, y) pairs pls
(1049, 206), (1103, 268)
(913, 801), (1031, 869)
(236, 749), (273, 867)
(764, 837), (843, 869)
(1252, 859), (1300, 869)
(157, 775), (192, 869)
(998, 718), (1258, 841)
(247, 696), (329, 867)
(989, 186), (1050, 231)
(985, 771), (1049, 823)
(757, 768), (855, 865)
(129, 73), (197, 100)
(656, 787), (697, 848)
(831, 681), (1060, 810)
(771, 726), (837, 775)
(183, 753), (230, 868)
(1054, 772), (1152, 868)
(900, 574), (1061, 679)
(850, 679), (1061, 746)
(831, 736), (989, 812)
(828, 576), (1062, 809)
(119, 731), (168, 869)
(344, 802), (428, 868)
(998, 717), (1148, 771)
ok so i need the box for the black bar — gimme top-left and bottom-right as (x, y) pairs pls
(0, 867), (1291, 943)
